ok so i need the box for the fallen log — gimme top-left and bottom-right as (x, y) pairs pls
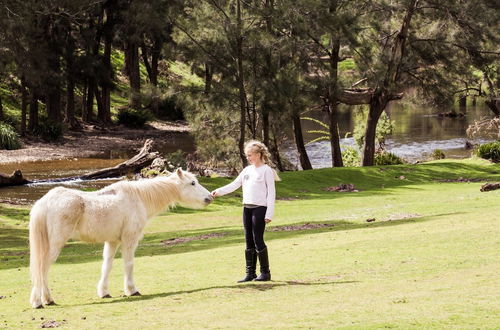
(0, 170), (30, 187)
(0, 139), (159, 187)
(480, 182), (500, 192)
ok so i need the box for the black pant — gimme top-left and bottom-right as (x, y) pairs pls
(243, 206), (267, 251)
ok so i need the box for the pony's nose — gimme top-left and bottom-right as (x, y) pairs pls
(204, 195), (213, 204)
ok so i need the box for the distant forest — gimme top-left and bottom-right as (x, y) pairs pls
(0, 0), (498, 167)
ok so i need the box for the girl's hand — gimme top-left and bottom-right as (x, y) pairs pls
(265, 218), (272, 223)
(211, 191), (219, 197)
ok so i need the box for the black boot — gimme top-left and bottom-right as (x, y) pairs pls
(254, 248), (271, 281)
(237, 249), (257, 283)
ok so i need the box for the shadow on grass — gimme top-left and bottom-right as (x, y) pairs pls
(69, 280), (358, 307)
(0, 213), (459, 270)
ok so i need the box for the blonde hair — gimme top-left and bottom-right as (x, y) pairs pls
(244, 140), (281, 181)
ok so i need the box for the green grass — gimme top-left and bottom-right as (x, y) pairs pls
(1, 159), (499, 328)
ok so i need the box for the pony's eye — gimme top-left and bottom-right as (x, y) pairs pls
(191, 181), (196, 186)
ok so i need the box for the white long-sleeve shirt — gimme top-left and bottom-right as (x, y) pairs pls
(214, 164), (276, 220)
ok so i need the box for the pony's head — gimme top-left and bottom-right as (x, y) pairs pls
(172, 168), (213, 209)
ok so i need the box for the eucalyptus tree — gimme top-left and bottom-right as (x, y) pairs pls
(174, 0), (283, 168)
(281, 0), (373, 167)
(346, 0), (499, 165)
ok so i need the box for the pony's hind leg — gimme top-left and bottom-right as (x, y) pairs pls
(121, 239), (141, 296)
(97, 241), (120, 298)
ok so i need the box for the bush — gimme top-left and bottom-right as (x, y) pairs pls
(117, 108), (151, 128)
(34, 119), (64, 142)
(431, 149), (446, 160)
(476, 141), (500, 163)
(158, 95), (184, 121)
(342, 146), (361, 167)
(0, 123), (21, 150)
(374, 151), (405, 165)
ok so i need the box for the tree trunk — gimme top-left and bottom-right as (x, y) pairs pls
(65, 75), (77, 128)
(29, 94), (39, 132)
(21, 78), (27, 136)
(126, 40), (141, 110)
(236, 0), (248, 167)
(262, 105), (270, 147)
(328, 31), (343, 167)
(94, 84), (105, 122)
(100, 32), (112, 123)
(84, 79), (95, 122)
(270, 130), (283, 172)
(292, 112), (312, 170)
(328, 102), (344, 167)
(362, 94), (387, 166)
(485, 100), (500, 117)
(204, 63), (213, 94)
(0, 95), (3, 122)
(46, 89), (61, 122)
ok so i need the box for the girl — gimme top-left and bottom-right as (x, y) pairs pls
(211, 140), (280, 282)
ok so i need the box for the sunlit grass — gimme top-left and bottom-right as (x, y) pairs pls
(0, 159), (499, 328)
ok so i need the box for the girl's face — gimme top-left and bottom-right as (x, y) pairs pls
(245, 150), (262, 165)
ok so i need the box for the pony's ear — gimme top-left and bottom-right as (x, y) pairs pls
(176, 168), (184, 178)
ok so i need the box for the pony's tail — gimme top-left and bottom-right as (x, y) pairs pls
(29, 203), (50, 295)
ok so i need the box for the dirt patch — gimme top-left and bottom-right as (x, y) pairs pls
(276, 197), (299, 201)
(41, 320), (67, 328)
(385, 213), (422, 221)
(322, 183), (358, 192)
(436, 177), (486, 183)
(161, 233), (226, 246)
(268, 222), (335, 232)
(0, 120), (190, 164)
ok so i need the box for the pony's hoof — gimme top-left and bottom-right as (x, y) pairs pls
(102, 294), (112, 299)
(130, 291), (142, 296)
(35, 305), (44, 309)
(46, 301), (57, 306)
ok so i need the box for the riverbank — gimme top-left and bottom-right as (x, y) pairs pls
(0, 120), (191, 165)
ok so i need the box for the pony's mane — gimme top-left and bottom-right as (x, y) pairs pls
(111, 176), (180, 217)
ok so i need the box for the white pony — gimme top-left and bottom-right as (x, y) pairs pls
(29, 168), (213, 309)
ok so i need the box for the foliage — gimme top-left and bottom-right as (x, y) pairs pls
(374, 151), (405, 166)
(0, 122), (21, 150)
(431, 149), (446, 160)
(354, 108), (395, 150)
(117, 108), (151, 128)
(33, 119), (64, 142)
(158, 94), (184, 121)
(164, 150), (188, 170)
(475, 141), (500, 163)
(341, 146), (360, 167)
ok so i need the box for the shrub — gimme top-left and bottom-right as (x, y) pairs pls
(0, 123), (21, 150)
(476, 141), (500, 163)
(34, 119), (64, 142)
(431, 149), (446, 160)
(342, 146), (361, 167)
(117, 108), (151, 128)
(374, 151), (405, 165)
(158, 95), (185, 121)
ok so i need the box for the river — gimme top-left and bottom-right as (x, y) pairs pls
(0, 102), (495, 204)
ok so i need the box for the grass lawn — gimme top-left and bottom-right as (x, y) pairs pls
(0, 159), (499, 329)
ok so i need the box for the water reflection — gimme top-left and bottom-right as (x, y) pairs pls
(284, 103), (495, 168)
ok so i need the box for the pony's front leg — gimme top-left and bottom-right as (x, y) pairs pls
(121, 240), (141, 296)
(97, 241), (119, 298)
